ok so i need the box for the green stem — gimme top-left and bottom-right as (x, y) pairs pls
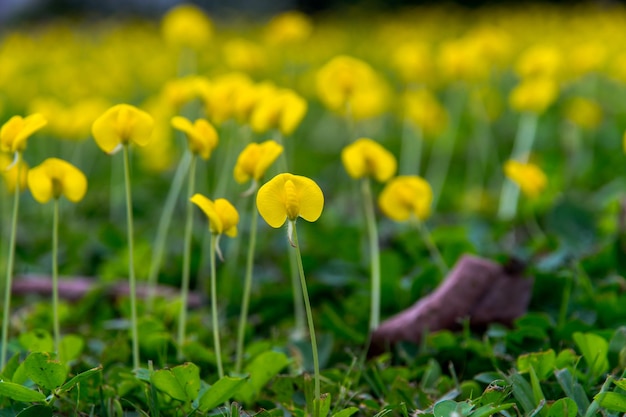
(361, 179), (381, 331)
(1, 152), (21, 369)
(275, 134), (306, 340)
(210, 233), (224, 379)
(414, 219), (448, 277)
(399, 119), (423, 175)
(235, 195), (258, 373)
(290, 221), (321, 415)
(122, 146), (140, 370)
(497, 112), (538, 220)
(147, 151), (191, 311)
(52, 199), (60, 356)
(177, 152), (197, 361)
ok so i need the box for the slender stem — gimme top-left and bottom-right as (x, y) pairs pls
(414, 219), (448, 277)
(122, 146), (140, 370)
(52, 199), (60, 356)
(210, 233), (224, 379)
(275, 134), (306, 339)
(360, 179), (381, 330)
(235, 196), (258, 373)
(1, 152), (21, 368)
(400, 119), (423, 175)
(147, 151), (191, 311)
(291, 221), (321, 415)
(497, 112), (539, 220)
(177, 152), (197, 361)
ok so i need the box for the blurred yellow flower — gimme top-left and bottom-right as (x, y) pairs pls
(0, 113), (47, 153)
(91, 104), (154, 154)
(191, 194), (239, 237)
(27, 158), (87, 204)
(515, 45), (561, 79)
(437, 38), (490, 83)
(503, 160), (547, 199)
(316, 55), (389, 120)
(234, 140), (284, 184)
(0, 154), (28, 193)
(509, 77), (558, 114)
(201, 72), (253, 125)
(568, 42), (606, 78)
(223, 38), (267, 72)
(341, 138), (396, 182)
(564, 97), (602, 130)
(378, 175), (432, 222)
(403, 89), (449, 136)
(234, 81), (277, 123)
(171, 116), (218, 160)
(161, 4), (212, 49)
(161, 76), (211, 111)
(391, 41), (432, 84)
(264, 11), (313, 45)
(30, 98), (108, 141)
(256, 173), (324, 228)
(250, 88), (307, 135)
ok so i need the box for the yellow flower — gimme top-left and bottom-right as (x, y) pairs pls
(515, 45), (561, 79)
(509, 77), (559, 114)
(0, 113), (47, 153)
(316, 55), (389, 120)
(264, 11), (313, 45)
(378, 176), (432, 222)
(256, 173), (324, 228)
(623, 131), (626, 154)
(564, 97), (602, 130)
(341, 138), (396, 182)
(403, 89), (449, 136)
(0, 154), (28, 193)
(391, 41), (432, 84)
(27, 158), (87, 204)
(201, 72), (253, 125)
(250, 88), (307, 136)
(503, 160), (547, 199)
(161, 4), (212, 49)
(91, 104), (154, 154)
(191, 194), (239, 238)
(171, 116), (218, 160)
(223, 38), (267, 73)
(234, 140), (284, 184)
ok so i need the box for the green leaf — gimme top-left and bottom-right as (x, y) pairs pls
(58, 365), (103, 394)
(235, 350), (290, 404)
(547, 398), (577, 417)
(506, 372), (535, 415)
(19, 330), (53, 353)
(315, 393), (331, 417)
(433, 400), (473, 417)
(614, 379), (626, 391)
(517, 350), (556, 380)
(15, 405), (53, 417)
(332, 407), (359, 417)
(0, 381), (46, 403)
(594, 392), (626, 413)
(197, 376), (246, 412)
(573, 332), (609, 379)
(150, 363), (201, 403)
(555, 368), (590, 416)
(23, 352), (67, 391)
(471, 403), (515, 417)
(527, 367), (546, 416)
(59, 335), (84, 364)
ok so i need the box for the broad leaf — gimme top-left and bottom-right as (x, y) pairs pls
(433, 400), (473, 417)
(197, 376), (246, 412)
(0, 381), (46, 403)
(573, 332), (609, 380)
(594, 392), (626, 413)
(517, 350), (556, 380)
(150, 362), (201, 403)
(332, 407), (359, 417)
(547, 398), (577, 417)
(23, 352), (67, 391)
(235, 351), (290, 404)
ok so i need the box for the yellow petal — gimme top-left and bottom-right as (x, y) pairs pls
(234, 140), (283, 184)
(253, 140), (283, 181)
(341, 138), (397, 182)
(257, 174), (290, 228)
(256, 173), (324, 228)
(214, 198), (239, 237)
(279, 92), (307, 136)
(191, 193), (222, 234)
(92, 104), (154, 154)
(0, 113), (47, 153)
(27, 158), (87, 204)
(503, 160), (547, 198)
(172, 116), (219, 160)
(379, 176), (432, 222)
(1, 155), (28, 193)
